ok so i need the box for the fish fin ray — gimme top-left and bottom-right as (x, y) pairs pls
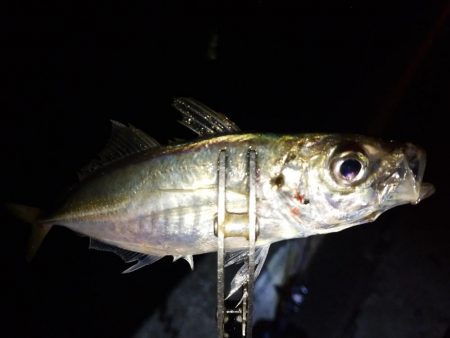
(89, 238), (163, 272)
(172, 97), (240, 136)
(225, 249), (248, 267)
(182, 255), (194, 270)
(89, 238), (143, 262)
(5, 203), (52, 261)
(173, 255), (194, 270)
(122, 255), (163, 273)
(225, 244), (271, 299)
(78, 121), (159, 180)
(168, 137), (186, 145)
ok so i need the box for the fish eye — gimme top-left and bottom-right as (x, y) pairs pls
(331, 152), (368, 185)
(340, 159), (362, 180)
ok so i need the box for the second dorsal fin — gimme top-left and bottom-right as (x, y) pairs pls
(78, 121), (160, 180)
(172, 97), (240, 136)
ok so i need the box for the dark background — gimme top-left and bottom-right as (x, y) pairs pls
(2, 1), (450, 337)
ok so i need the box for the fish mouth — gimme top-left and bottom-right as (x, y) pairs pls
(403, 143), (435, 204)
(414, 182), (435, 204)
(382, 143), (435, 206)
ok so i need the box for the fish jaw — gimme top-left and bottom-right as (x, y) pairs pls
(415, 182), (435, 204)
(377, 143), (434, 208)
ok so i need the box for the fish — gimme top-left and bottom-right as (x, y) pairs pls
(9, 97), (435, 296)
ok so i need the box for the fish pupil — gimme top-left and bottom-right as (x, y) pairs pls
(340, 159), (362, 181)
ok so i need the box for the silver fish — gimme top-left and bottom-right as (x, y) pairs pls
(10, 97), (434, 293)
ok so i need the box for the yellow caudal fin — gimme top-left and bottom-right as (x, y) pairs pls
(5, 203), (52, 261)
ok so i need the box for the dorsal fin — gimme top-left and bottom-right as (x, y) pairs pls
(172, 97), (240, 136)
(78, 121), (160, 180)
(89, 238), (163, 273)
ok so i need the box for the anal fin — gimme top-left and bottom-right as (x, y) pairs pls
(89, 238), (163, 273)
(121, 255), (163, 274)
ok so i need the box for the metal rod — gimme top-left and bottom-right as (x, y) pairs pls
(246, 149), (257, 338)
(217, 149), (227, 338)
(216, 148), (258, 338)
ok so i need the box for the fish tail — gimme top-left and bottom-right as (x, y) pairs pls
(5, 203), (53, 261)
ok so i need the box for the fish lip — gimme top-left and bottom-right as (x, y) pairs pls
(380, 144), (433, 206)
(404, 143), (426, 183)
(404, 144), (434, 204)
(412, 182), (435, 204)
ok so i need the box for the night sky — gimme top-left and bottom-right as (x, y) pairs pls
(2, 1), (450, 337)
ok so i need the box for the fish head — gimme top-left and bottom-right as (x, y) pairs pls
(275, 135), (434, 236)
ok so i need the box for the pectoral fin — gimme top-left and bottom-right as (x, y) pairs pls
(225, 244), (271, 299)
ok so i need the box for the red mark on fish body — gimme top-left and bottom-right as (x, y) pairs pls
(294, 192), (305, 204)
(291, 207), (301, 217)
